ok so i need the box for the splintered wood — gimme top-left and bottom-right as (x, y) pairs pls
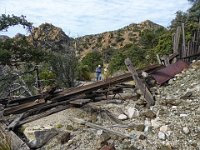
(125, 58), (155, 107)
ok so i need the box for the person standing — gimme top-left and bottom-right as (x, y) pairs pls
(95, 65), (102, 81)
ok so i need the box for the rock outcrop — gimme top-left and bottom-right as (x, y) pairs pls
(27, 23), (72, 52)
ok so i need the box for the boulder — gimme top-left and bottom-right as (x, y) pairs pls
(23, 125), (58, 148)
(118, 114), (128, 120)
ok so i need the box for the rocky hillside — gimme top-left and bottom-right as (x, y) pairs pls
(4, 20), (163, 56)
(74, 20), (163, 57)
(2, 20), (163, 57)
(27, 23), (72, 52)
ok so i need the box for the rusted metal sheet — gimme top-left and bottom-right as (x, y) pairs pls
(151, 60), (189, 85)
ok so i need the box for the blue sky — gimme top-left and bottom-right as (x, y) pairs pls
(0, 0), (191, 38)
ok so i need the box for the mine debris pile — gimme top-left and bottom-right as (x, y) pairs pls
(0, 59), (195, 150)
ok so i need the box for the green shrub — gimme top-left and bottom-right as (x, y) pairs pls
(39, 70), (56, 86)
(55, 123), (63, 129)
(0, 49), (11, 65)
(77, 64), (91, 81)
(108, 44), (145, 74)
(81, 51), (103, 72)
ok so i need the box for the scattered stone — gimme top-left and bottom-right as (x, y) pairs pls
(151, 117), (162, 129)
(180, 114), (188, 117)
(182, 127), (190, 134)
(160, 125), (169, 133)
(141, 71), (148, 78)
(138, 134), (146, 140)
(135, 124), (145, 132)
(66, 125), (74, 131)
(142, 110), (156, 119)
(118, 114), (128, 120)
(97, 130), (103, 135)
(160, 144), (172, 150)
(0, 104), (4, 110)
(57, 132), (70, 144)
(98, 132), (111, 146)
(168, 79), (173, 84)
(162, 99), (181, 106)
(158, 131), (166, 140)
(144, 126), (150, 133)
(28, 128), (58, 149)
(127, 107), (139, 119)
(180, 92), (192, 99)
(100, 145), (116, 150)
(191, 142), (197, 147)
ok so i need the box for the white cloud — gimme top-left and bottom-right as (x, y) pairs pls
(0, 0), (191, 37)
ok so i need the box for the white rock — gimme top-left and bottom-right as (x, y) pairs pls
(194, 85), (200, 92)
(172, 106), (177, 110)
(127, 107), (139, 119)
(168, 79), (173, 84)
(180, 114), (188, 117)
(144, 126), (150, 133)
(166, 131), (172, 138)
(118, 114), (128, 120)
(160, 125), (169, 133)
(182, 127), (190, 134)
(158, 131), (166, 140)
(141, 71), (148, 78)
(192, 60), (196, 63)
(97, 130), (103, 135)
(151, 118), (162, 129)
(144, 118), (151, 126)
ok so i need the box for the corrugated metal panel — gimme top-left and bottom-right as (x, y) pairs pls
(150, 60), (189, 85)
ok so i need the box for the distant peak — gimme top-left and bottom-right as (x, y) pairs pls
(139, 20), (161, 27)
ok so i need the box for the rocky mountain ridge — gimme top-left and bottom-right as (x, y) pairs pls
(1, 20), (163, 55)
(74, 20), (163, 57)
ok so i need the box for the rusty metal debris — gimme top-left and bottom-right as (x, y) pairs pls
(151, 60), (189, 85)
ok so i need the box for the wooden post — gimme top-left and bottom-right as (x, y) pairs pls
(173, 26), (181, 54)
(182, 23), (186, 58)
(156, 54), (162, 64)
(124, 58), (155, 107)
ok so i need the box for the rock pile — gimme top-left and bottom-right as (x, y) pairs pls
(22, 60), (200, 150)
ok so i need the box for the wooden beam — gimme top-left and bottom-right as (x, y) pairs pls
(125, 58), (155, 107)
(0, 123), (30, 150)
(182, 23), (186, 58)
(18, 105), (71, 126)
(71, 118), (134, 139)
(4, 99), (45, 116)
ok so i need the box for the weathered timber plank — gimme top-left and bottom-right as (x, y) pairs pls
(4, 99), (45, 116)
(18, 105), (71, 126)
(69, 99), (91, 105)
(125, 58), (155, 107)
(7, 113), (24, 130)
(71, 118), (134, 139)
(0, 122), (30, 150)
